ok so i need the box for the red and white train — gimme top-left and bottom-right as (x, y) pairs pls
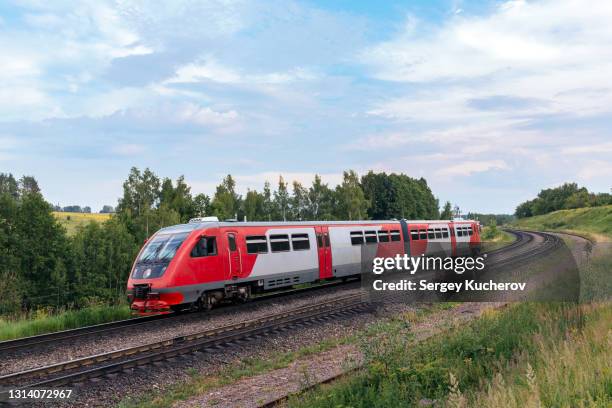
(127, 217), (481, 314)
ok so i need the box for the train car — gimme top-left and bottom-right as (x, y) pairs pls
(127, 217), (481, 314)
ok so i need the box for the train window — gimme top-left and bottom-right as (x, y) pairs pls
(390, 230), (401, 241)
(435, 228), (442, 239)
(428, 228), (435, 239)
(324, 233), (330, 247)
(291, 234), (310, 251)
(378, 230), (390, 242)
(410, 230), (419, 241)
(364, 230), (377, 244)
(246, 236), (268, 254)
(457, 228), (463, 237)
(419, 229), (427, 240)
(350, 231), (364, 245)
(442, 229), (449, 238)
(191, 236), (217, 257)
(468, 227), (473, 236)
(228, 234), (237, 251)
(270, 234), (290, 252)
(316, 234), (323, 248)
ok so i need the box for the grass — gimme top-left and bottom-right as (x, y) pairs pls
(289, 302), (611, 408)
(118, 303), (460, 408)
(480, 225), (514, 251)
(512, 205), (612, 241)
(52, 211), (112, 236)
(0, 304), (131, 342)
(118, 335), (352, 408)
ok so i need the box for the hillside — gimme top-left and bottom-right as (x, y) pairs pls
(512, 205), (612, 240)
(52, 211), (112, 235)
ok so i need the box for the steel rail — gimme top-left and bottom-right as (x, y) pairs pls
(0, 279), (357, 353)
(0, 293), (367, 389)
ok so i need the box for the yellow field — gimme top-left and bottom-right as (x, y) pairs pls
(52, 211), (112, 235)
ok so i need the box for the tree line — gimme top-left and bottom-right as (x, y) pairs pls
(0, 168), (441, 314)
(515, 182), (612, 218)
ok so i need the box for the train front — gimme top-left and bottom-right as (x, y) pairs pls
(127, 226), (194, 314)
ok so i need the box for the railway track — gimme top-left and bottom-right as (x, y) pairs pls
(0, 293), (370, 398)
(0, 279), (356, 354)
(0, 230), (561, 403)
(260, 230), (573, 408)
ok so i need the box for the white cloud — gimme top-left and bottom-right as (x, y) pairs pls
(176, 103), (238, 126)
(560, 142), (612, 155)
(111, 143), (146, 156)
(165, 57), (317, 86)
(362, 0), (612, 121)
(436, 160), (510, 177)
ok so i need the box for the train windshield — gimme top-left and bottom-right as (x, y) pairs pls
(137, 232), (190, 263)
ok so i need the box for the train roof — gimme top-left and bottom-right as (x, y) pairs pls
(156, 219), (478, 235)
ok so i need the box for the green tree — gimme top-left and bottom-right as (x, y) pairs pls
(440, 201), (453, 220)
(308, 175), (335, 220)
(273, 176), (290, 221)
(243, 189), (264, 221)
(336, 170), (369, 220)
(211, 175), (240, 220)
(291, 181), (309, 220)
(0, 173), (19, 199)
(262, 181), (273, 221)
(193, 193), (211, 217)
(116, 167), (161, 240)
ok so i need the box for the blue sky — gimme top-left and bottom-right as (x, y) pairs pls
(1, 0), (611, 214)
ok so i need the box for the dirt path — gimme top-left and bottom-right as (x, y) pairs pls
(174, 302), (503, 408)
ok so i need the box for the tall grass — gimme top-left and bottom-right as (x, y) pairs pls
(289, 302), (611, 407)
(0, 304), (131, 341)
(512, 205), (612, 240)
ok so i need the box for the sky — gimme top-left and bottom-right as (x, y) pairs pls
(1, 0), (611, 214)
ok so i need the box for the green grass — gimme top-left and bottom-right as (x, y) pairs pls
(289, 302), (611, 408)
(481, 226), (514, 251)
(118, 304), (459, 408)
(0, 304), (131, 341)
(512, 205), (612, 240)
(52, 211), (112, 236)
(118, 335), (352, 408)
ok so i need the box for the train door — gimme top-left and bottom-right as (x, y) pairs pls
(316, 226), (333, 279)
(409, 224), (427, 256)
(225, 231), (242, 280)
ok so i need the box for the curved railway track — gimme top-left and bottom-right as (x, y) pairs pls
(0, 230), (563, 401)
(0, 279), (355, 354)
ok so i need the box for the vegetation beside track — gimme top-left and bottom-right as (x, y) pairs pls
(52, 211), (111, 236)
(512, 205), (612, 241)
(117, 304), (456, 408)
(0, 303), (131, 342)
(480, 224), (514, 251)
(289, 302), (611, 408)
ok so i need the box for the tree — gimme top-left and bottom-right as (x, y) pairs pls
(0, 173), (19, 199)
(116, 167), (162, 240)
(14, 191), (70, 308)
(19, 176), (40, 195)
(243, 190), (264, 221)
(335, 170), (369, 220)
(193, 194), (211, 217)
(100, 205), (115, 214)
(211, 175), (240, 220)
(361, 171), (439, 220)
(273, 176), (290, 221)
(440, 201), (453, 220)
(262, 181), (273, 221)
(291, 181), (309, 220)
(308, 175), (335, 220)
